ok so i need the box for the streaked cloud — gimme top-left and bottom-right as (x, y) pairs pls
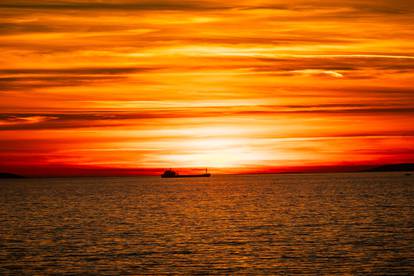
(291, 69), (344, 78)
(0, 1), (229, 11)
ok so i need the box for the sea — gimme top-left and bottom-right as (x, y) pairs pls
(0, 173), (413, 275)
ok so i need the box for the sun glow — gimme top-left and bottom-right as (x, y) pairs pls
(163, 138), (269, 168)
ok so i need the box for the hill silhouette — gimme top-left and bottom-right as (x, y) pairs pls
(362, 163), (414, 172)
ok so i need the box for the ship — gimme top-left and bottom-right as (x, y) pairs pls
(161, 168), (211, 178)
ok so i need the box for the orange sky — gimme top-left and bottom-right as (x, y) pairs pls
(1, 0), (414, 176)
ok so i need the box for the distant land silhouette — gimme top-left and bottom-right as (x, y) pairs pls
(1, 163), (413, 178)
(0, 173), (25, 179)
(362, 163), (414, 172)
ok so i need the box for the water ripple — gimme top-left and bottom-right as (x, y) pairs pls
(0, 173), (413, 274)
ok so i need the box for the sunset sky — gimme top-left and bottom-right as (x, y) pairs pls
(1, 0), (413, 176)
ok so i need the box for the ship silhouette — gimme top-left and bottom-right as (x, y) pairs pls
(161, 168), (211, 178)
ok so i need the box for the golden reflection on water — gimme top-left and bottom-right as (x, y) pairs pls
(0, 173), (413, 274)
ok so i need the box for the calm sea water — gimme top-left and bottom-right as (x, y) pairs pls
(0, 173), (413, 275)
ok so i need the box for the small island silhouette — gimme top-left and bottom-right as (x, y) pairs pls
(0, 173), (25, 179)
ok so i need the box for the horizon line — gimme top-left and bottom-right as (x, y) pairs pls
(2, 163), (413, 178)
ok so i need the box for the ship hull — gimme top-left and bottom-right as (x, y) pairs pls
(161, 173), (211, 178)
